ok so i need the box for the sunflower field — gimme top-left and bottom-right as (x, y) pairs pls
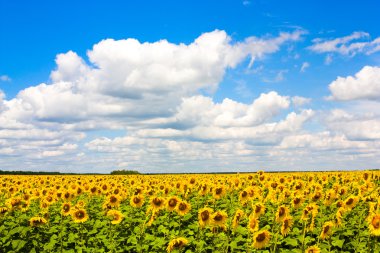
(1, 171), (380, 253)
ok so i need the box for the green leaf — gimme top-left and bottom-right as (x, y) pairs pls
(283, 237), (298, 247)
(12, 240), (26, 251)
(331, 238), (345, 248)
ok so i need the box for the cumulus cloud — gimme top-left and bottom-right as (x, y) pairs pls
(291, 96), (311, 107)
(328, 66), (380, 101)
(324, 108), (380, 141)
(0, 29), (311, 171)
(309, 31), (380, 57)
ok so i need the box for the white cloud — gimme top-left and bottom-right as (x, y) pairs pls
(324, 108), (380, 140)
(300, 62), (310, 72)
(291, 96), (311, 107)
(0, 75), (11, 82)
(328, 66), (380, 101)
(309, 31), (380, 56)
(0, 30), (311, 171)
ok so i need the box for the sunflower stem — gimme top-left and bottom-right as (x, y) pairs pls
(301, 221), (306, 252)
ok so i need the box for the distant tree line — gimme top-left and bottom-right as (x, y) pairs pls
(0, 170), (63, 175)
(110, 170), (141, 175)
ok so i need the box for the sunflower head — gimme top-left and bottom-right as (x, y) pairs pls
(166, 237), (188, 253)
(248, 215), (259, 233)
(29, 216), (47, 227)
(198, 207), (213, 228)
(281, 216), (293, 236)
(166, 196), (180, 211)
(107, 194), (121, 207)
(71, 208), (89, 223)
(61, 202), (71, 216)
(213, 186), (225, 200)
(107, 210), (124, 225)
(320, 221), (334, 240)
(232, 209), (245, 230)
(176, 200), (191, 216)
(252, 230), (270, 249)
(150, 196), (166, 211)
(211, 211), (228, 227)
(368, 213), (380, 236)
(305, 245), (321, 253)
(276, 205), (289, 223)
(252, 203), (265, 218)
(130, 194), (144, 208)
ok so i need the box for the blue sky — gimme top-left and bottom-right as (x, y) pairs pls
(1, 1), (380, 172)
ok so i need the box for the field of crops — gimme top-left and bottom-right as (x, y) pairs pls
(1, 171), (379, 253)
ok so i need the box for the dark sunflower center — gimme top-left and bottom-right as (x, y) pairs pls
(242, 191), (248, 198)
(294, 198), (300, 204)
(214, 214), (223, 221)
(323, 225), (330, 233)
(216, 188), (222, 195)
(284, 220), (289, 228)
(77, 211), (84, 219)
(63, 205), (70, 211)
(278, 207), (285, 216)
(256, 232), (266, 242)
(255, 206), (261, 213)
(346, 198), (354, 205)
(133, 197), (141, 204)
(153, 198), (162, 206)
(173, 241), (183, 247)
(179, 203), (187, 211)
(169, 199), (177, 207)
(372, 217), (380, 229)
(110, 196), (117, 203)
(201, 211), (209, 221)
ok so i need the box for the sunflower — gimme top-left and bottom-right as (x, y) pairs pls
(211, 211), (228, 227)
(335, 207), (345, 226)
(320, 221), (334, 240)
(344, 195), (359, 211)
(130, 194), (144, 208)
(368, 213), (380, 236)
(76, 200), (86, 209)
(166, 237), (188, 253)
(281, 216), (293, 236)
(107, 194), (121, 208)
(252, 230), (270, 249)
(166, 196), (180, 212)
(0, 207), (8, 215)
(232, 209), (245, 230)
(275, 205), (289, 223)
(213, 186), (225, 200)
(71, 208), (89, 223)
(107, 210), (124, 224)
(150, 196), (166, 211)
(252, 203), (265, 218)
(29, 216), (47, 227)
(198, 207), (213, 228)
(198, 184), (208, 196)
(175, 200), (191, 216)
(61, 202), (71, 216)
(301, 203), (318, 221)
(239, 190), (250, 204)
(292, 196), (303, 209)
(248, 215), (259, 233)
(305, 245), (321, 253)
